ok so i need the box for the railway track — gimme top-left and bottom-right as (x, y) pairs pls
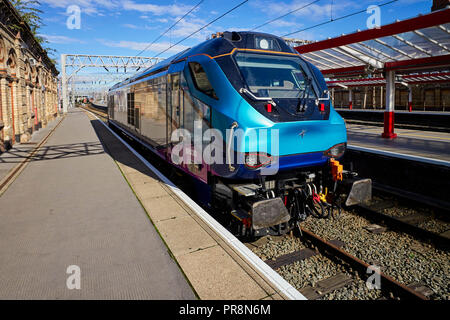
(82, 104), (108, 121)
(247, 227), (431, 300)
(85, 103), (448, 300)
(354, 191), (449, 249)
(289, 206), (448, 300)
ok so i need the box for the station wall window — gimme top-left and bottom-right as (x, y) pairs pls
(188, 62), (218, 100)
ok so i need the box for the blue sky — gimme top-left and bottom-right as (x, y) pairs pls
(37, 0), (434, 71)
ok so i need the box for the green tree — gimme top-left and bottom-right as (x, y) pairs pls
(10, 0), (44, 42)
(10, 0), (56, 62)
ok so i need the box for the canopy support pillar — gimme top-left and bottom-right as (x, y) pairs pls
(382, 70), (397, 139)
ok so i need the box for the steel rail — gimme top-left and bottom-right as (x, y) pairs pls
(353, 185), (450, 248)
(299, 227), (429, 300)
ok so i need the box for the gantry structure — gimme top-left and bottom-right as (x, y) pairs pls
(60, 54), (163, 112)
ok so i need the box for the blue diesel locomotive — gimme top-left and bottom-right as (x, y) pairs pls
(107, 31), (371, 237)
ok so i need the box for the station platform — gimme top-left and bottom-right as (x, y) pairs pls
(0, 108), (294, 300)
(346, 123), (450, 164)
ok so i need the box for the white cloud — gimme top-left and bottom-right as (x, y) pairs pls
(40, 0), (120, 16)
(251, 0), (355, 22)
(39, 34), (85, 44)
(169, 17), (212, 40)
(40, 0), (200, 18)
(98, 39), (189, 56)
(122, 23), (139, 29)
(275, 20), (303, 28)
(122, 1), (193, 16)
(120, 23), (159, 31)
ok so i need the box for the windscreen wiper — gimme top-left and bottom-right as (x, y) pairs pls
(297, 77), (312, 113)
(239, 88), (276, 106)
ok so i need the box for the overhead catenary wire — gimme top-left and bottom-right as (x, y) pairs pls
(135, 0), (205, 57)
(282, 0), (398, 37)
(250, 0), (321, 31)
(154, 0), (249, 57)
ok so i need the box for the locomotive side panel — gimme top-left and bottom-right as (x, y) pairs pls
(138, 76), (168, 148)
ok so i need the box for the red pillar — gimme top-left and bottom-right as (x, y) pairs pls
(382, 111), (397, 138)
(349, 89), (353, 110)
(382, 70), (397, 139)
(408, 87), (412, 112)
(9, 82), (15, 144)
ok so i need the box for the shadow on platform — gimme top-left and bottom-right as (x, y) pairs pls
(87, 118), (166, 184)
(0, 141), (105, 164)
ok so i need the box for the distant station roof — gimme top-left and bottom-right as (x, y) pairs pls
(294, 8), (450, 79)
(327, 71), (450, 88)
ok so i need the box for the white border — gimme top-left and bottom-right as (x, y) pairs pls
(87, 110), (307, 301)
(347, 144), (450, 167)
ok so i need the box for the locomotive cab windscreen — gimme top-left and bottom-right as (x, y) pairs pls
(232, 51), (330, 122)
(235, 53), (316, 100)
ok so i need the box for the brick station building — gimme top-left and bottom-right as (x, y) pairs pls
(0, 0), (58, 151)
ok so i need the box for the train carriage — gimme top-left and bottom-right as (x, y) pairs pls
(108, 31), (371, 237)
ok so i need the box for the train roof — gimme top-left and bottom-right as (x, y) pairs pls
(109, 31), (298, 91)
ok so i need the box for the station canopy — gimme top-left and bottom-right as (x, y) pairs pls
(294, 8), (450, 87)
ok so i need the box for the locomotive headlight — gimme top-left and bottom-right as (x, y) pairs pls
(244, 152), (272, 169)
(324, 143), (346, 158)
(259, 39), (269, 50)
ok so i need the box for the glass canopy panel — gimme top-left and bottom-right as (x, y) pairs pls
(393, 31), (434, 55)
(359, 39), (405, 61)
(328, 48), (366, 66)
(416, 25), (450, 55)
(301, 21), (450, 73)
(321, 49), (362, 66)
(310, 51), (350, 68)
(351, 41), (393, 63)
(375, 35), (422, 59)
(301, 55), (330, 69)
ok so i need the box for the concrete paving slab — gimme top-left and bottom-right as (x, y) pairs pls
(155, 216), (217, 256)
(262, 293), (284, 300)
(176, 245), (269, 300)
(117, 162), (148, 176)
(141, 195), (190, 222)
(123, 171), (162, 189)
(134, 183), (172, 201)
(186, 212), (279, 298)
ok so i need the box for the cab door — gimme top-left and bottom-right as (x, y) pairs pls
(167, 72), (184, 165)
(166, 61), (186, 162)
